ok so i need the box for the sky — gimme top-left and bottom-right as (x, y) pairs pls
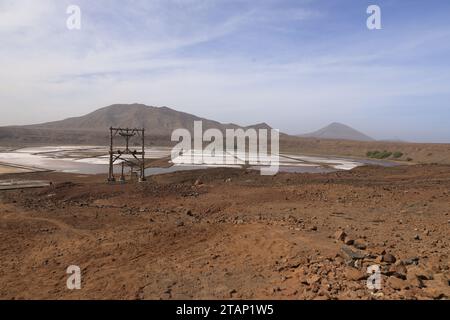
(1, 0), (450, 142)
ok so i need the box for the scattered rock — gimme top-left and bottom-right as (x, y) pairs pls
(407, 266), (433, 281)
(353, 239), (367, 250)
(334, 230), (347, 241)
(382, 253), (397, 264)
(343, 237), (354, 245)
(307, 274), (321, 285)
(389, 264), (407, 279)
(421, 280), (449, 299)
(175, 220), (184, 227)
(406, 274), (424, 288)
(371, 292), (384, 299)
(387, 277), (407, 291)
(402, 257), (420, 266)
(229, 289), (237, 297)
(341, 246), (366, 260)
(414, 234), (421, 241)
(374, 255), (383, 264)
(344, 268), (366, 281)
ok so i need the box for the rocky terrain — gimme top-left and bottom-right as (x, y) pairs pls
(0, 164), (449, 300)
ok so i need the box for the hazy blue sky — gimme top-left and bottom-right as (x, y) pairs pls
(1, 0), (450, 142)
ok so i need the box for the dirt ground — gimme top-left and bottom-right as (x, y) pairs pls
(0, 165), (449, 300)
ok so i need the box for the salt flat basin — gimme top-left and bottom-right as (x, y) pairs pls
(0, 146), (398, 175)
(0, 147), (173, 174)
(145, 164), (242, 176)
(171, 150), (372, 170)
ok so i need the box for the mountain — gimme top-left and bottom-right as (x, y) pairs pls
(0, 104), (273, 145)
(25, 103), (274, 135)
(298, 122), (374, 142)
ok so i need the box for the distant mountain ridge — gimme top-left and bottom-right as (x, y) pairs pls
(299, 122), (374, 142)
(2, 104), (450, 166)
(0, 104), (274, 145)
(26, 103), (271, 136)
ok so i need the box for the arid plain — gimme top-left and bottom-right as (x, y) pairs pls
(0, 163), (448, 300)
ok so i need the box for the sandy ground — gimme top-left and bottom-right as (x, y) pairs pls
(0, 165), (449, 300)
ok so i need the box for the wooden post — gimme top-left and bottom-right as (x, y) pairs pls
(119, 162), (125, 182)
(140, 128), (146, 182)
(108, 127), (115, 182)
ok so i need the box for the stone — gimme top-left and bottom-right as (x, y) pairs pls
(382, 253), (397, 264)
(421, 280), (449, 299)
(414, 234), (421, 241)
(229, 289), (237, 297)
(374, 255), (383, 264)
(408, 266), (433, 280)
(341, 246), (366, 260)
(402, 257), (420, 266)
(344, 268), (366, 281)
(389, 264), (408, 280)
(406, 274), (424, 288)
(353, 239), (367, 250)
(334, 230), (347, 241)
(175, 220), (184, 227)
(344, 236), (354, 245)
(387, 277), (407, 291)
(371, 292), (384, 299)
